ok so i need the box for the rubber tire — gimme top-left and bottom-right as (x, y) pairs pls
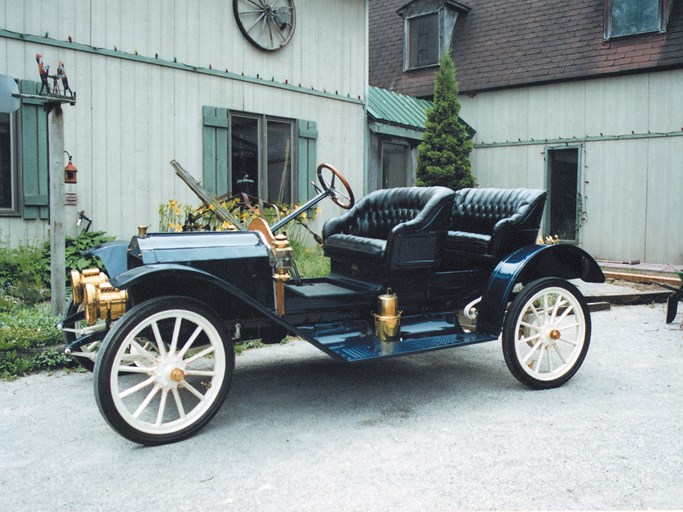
(502, 278), (591, 390)
(94, 296), (234, 445)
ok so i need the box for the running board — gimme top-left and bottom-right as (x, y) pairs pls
(323, 331), (498, 363)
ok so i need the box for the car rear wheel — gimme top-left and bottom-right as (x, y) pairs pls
(94, 297), (234, 445)
(502, 278), (590, 389)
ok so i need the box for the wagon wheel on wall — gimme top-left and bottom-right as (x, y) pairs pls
(233, 0), (296, 51)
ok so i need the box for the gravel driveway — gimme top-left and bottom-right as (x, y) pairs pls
(1, 303), (682, 511)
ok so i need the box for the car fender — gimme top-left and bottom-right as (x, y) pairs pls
(110, 263), (282, 323)
(87, 241), (129, 279)
(476, 244), (605, 336)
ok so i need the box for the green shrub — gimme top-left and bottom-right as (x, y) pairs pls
(0, 301), (73, 379)
(0, 230), (113, 302)
(62, 230), (115, 272)
(0, 243), (50, 292)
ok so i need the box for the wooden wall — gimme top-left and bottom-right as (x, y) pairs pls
(0, 0), (368, 244)
(460, 69), (683, 265)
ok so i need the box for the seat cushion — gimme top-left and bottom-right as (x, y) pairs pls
(323, 233), (387, 262)
(444, 230), (491, 255)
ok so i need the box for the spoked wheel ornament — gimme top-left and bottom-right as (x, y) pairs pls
(95, 298), (234, 445)
(502, 278), (591, 389)
(233, 0), (296, 51)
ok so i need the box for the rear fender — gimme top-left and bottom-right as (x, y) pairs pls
(476, 244), (605, 336)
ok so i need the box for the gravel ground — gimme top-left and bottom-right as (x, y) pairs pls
(1, 303), (682, 511)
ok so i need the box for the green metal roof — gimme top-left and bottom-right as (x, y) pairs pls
(367, 86), (433, 132)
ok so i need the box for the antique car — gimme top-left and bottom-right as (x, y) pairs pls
(62, 163), (605, 446)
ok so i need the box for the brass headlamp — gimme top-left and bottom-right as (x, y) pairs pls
(83, 281), (128, 326)
(70, 268), (128, 325)
(70, 268), (108, 305)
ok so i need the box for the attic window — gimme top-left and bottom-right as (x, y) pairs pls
(407, 13), (440, 68)
(398, 0), (470, 71)
(605, 0), (673, 38)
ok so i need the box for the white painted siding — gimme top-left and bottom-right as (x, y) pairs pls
(0, 0), (368, 244)
(460, 69), (683, 264)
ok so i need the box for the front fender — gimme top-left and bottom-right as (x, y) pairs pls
(110, 263), (279, 321)
(477, 244), (605, 336)
(87, 241), (129, 279)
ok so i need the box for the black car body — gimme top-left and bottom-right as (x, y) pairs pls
(63, 164), (604, 445)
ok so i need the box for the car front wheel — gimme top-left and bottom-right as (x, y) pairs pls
(94, 297), (234, 445)
(502, 278), (591, 389)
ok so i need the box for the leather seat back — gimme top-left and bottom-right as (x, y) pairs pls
(323, 186), (455, 270)
(446, 188), (547, 266)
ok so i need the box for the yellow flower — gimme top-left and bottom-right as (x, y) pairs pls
(209, 203), (215, 211)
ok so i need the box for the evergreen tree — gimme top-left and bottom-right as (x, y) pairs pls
(416, 52), (475, 190)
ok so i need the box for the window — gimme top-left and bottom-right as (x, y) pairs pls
(407, 13), (440, 69)
(605, 0), (672, 38)
(0, 112), (18, 214)
(399, 0), (469, 71)
(203, 107), (316, 205)
(229, 115), (294, 204)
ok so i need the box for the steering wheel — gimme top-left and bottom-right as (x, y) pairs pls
(316, 163), (355, 210)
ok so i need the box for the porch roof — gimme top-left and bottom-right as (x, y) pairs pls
(367, 86), (432, 140)
(367, 85), (475, 140)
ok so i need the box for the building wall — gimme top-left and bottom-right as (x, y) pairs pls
(0, 0), (368, 244)
(459, 69), (683, 264)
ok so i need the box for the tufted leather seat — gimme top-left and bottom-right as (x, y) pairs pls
(444, 188), (547, 267)
(323, 187), (455, 271)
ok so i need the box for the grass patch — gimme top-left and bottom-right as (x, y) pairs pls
(0, 301), (76, 379)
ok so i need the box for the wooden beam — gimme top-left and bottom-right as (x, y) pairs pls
(49, 105), (66, 316)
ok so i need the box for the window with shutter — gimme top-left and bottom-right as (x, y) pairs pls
(203, 107), (316, 205)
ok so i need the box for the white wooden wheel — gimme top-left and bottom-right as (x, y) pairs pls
(502, 278), (591, 389)
(95, 297), (234, 445)
(233, 0), (296, 51)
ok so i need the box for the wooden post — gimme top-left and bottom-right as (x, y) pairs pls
(49, 104), (66, 317)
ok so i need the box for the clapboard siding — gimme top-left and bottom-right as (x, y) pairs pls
(460, 68), (683, 264)
(0, 0), (367, 244)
